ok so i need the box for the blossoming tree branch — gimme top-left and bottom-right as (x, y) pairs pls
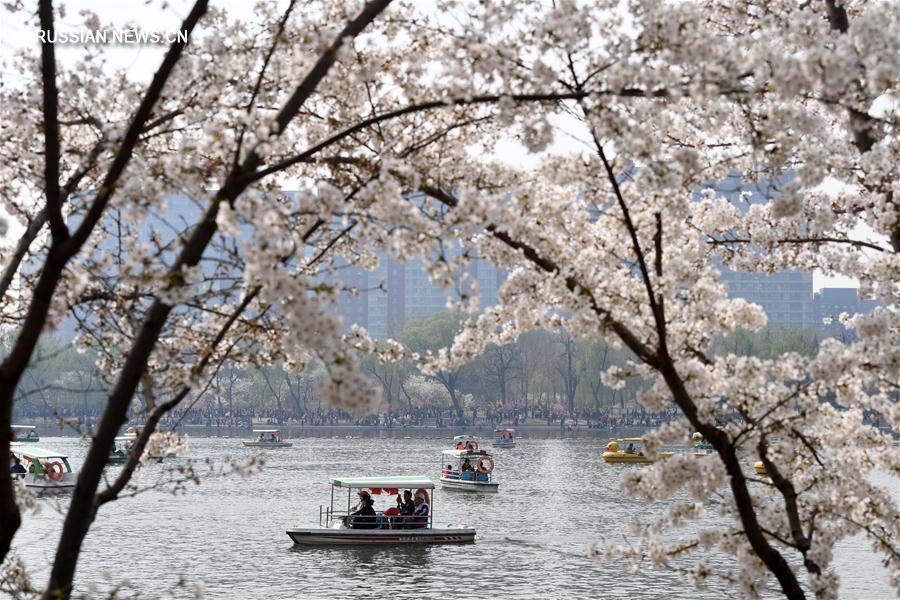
(0, 0), (897, 598)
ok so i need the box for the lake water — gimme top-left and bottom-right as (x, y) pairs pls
(9, 436), (896, 599)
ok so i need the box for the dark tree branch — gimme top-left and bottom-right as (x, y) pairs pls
(758, 435), (822, 577)
(708, 235), (887, 253)
(251, 87), (667, 182)
(43, 3), (393, 596)
(38, 0), (67, 243)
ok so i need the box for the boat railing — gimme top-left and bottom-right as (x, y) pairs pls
(441, 469), (491, 482)
(321, 505), (434, 530)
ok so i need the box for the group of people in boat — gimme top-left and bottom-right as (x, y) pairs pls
(345, 488), (430, 530)
(455, 440), (477, 451)
(8, 454), (49, 475)
(442, 457), (490, 482)
(258, 432), (279, 442)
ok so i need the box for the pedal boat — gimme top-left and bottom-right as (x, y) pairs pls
(753, 461), (768, 476)
(440, 437), (499, 492)
(602, 438), (673, 464)
(11, 425), (40, 443)
(692, 432), (714, 457)
(11, 446), (77, 492)
(108, 435), (133, 464)
(286, 476), (475, 545)
(243, 429), (293, 448)
(492, 427), (516, 448)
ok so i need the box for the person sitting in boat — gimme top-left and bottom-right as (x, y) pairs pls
(348, 491), (377, 529)
(465, 441), (475, 451)
(461, 458), (474, 472)
(626, 443), (635, 454)
(455, 441), (465, 450)
(412, 491), (430, 528)
(10, 456), (26, 474)
(389, 489), (415, 529)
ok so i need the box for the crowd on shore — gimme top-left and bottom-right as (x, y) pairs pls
(13, 403), (687, 431)
(13, 403), (894, 434)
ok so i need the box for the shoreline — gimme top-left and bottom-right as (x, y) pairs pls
(12, 421), (658, 439)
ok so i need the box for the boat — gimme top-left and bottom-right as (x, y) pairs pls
(11, 425), (40, 443)
(243, 429), (293, 448)
(285, 476), (475, 545)
(10, 446), (77, 492)
(439, 436), (499, 492)
(602, 438), (674, 463)
(120, 428), (175, 461)
(492, 427), (516, 448)
(108, 435), (133, 464)
(692, 432), (713, 457)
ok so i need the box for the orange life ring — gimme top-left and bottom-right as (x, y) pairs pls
(476, 456), (494, 474)
(47, 461), (64, 482)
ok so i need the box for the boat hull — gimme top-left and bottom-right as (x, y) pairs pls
(602, 451), (673, 464)
(287, 525), (475, 545)
(243, 441), (293, 448)
(14, 472), (76, 492)
(439, 477), (500, 492)
(492, 441), (516, 448)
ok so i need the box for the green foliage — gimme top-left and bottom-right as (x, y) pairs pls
(716, 326), (825, 359)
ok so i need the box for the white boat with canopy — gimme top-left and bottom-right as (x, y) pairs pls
(108, 434), (134, 464)
(492, 427), (516, 448)
(243, 429), (293, 448)
(11, 425), (40, 443)
(440, 436), (499, 492)
(10, 446), (76, 491)
(286, 476), (475, 545)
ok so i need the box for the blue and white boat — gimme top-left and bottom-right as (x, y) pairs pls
(440, 436), (499, 492)
(492, 427), (516, 448)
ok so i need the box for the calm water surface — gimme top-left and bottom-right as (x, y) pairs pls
(11, 436), (896, 599)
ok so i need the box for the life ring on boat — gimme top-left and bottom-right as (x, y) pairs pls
(47, 461), (64, 482)
(476, 456), (494, 474)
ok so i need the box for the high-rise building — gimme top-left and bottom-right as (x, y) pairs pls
(334, 251), (507, 339)
(707, 173), (818, 327)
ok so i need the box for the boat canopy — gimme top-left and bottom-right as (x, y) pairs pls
(330, 476), (434, 490)
(494, 428), (515, 433)
(114, 435), (136, 442)
(253, 429), (282, 433)
(11, 446), (68, 459)
(11, 425), (36, 430)
(618, 437), (644, 443)
(452, 434), (477, 442)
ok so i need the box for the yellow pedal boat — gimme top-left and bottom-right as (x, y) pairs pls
(602, 438), (673, 464)
(753, 461), (768, 476)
